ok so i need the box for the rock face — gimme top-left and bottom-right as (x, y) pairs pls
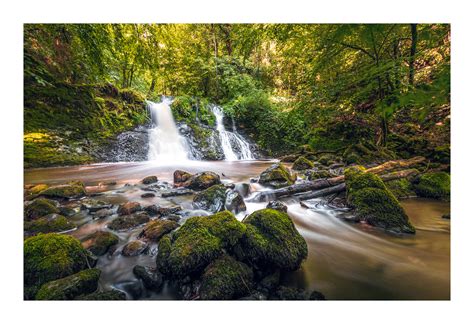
(199, 255), (253, 300)
(344, 166), (416, 234)
(292, 156), (315, 170)
(81, 231), (119, 256)
(122, 240), (148, 256)
(117, 201), (142, 215)
(186, 171), (221, 190)
(258, 163), (296, 188)
(39, 181), (86, 199)
(24, 198), (59, 220)
(193, 184), (227, 213)
(414, 172), (450, 200)
(24, 214), (75, 235)
(35, 268), (101, 300)
(139, 219), (179, 241)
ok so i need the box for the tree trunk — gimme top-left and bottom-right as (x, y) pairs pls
(409, 24), (418, 86)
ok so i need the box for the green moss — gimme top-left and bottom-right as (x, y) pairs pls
(292, 156), (315, 170)
(24, 198), (59, 220)
(306, 169), (331, 180)
(199, 255), (253, 300)
(107, 212), (150, 231)
(385, 178), (416, 199)
(24, 233), (89, 290)
(317, 154), (336, 166)
(81, 231), (119, 256)
(237, 208), (307, 271)
(414, 172), (450, 200)
(157, 211), (245, 279)
(39, 181), (86, 199)
(28, 184), (49, 195)
(140, 219), (179, 242)
(187, 171), (221, 190)
(25, 214), (75, 235)
(258, 163), (296, 188)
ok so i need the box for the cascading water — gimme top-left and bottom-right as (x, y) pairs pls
(211, 105), (255, 161)
(147, 98), (190, 163)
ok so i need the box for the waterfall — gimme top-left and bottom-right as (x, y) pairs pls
(147, 98), (190, 163)
(211, 105), (255, 161)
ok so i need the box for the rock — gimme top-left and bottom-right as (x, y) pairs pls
(199, 255), (253, 300)
(292, 156), (315, 170)
(117, 201), (142, 215)
(59, 206), (77, 217)
(385, 178), (416, 199)
(161, 188), (194, 197)
(81, 231), (119, 256)
(144, 204), (160, 215)
(141, 175), (158, 184)
(258, 270), (281, 294)
(279, 154), (299, 162)
(108, 212), (150, 231)
(318, 154), (337, 166)
(344, 166), (416, 234)
(225, 189), (247, 214)
(165, 215), (181, 222)
(414, 172), (450, 200)
(81, 199), (112, 212)
(139, 219), (179, 241)
(157, 211), (245, 279)
(122, 240), (148, 256)
(258, 163), (296, 188)
(305, 169), (331, 180)
(235, 208), (307, 271)
(28, 184), (50, 196)
(266, 201), (288, 213)
(35, 268), (101, 300)
(173, 170), (192, 186)
(192, 184), (227, 213)
(141, 192), (156, 198)
(157, 206), (182, 217)
(24, 198), (59, 220)
(272, 286), (325, 300)
(39, 181), (86, 199)
(234, 183), (250, 197)
(186, 171), (221, 190)
(133, 265), (163, 290)
(75, 289), (126, 300)
(24, 214), (75, 235)
(93, 208), (114, 218)
(24, 233), (89, 297)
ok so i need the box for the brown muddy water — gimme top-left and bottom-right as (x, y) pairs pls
(24, 160), (450, 300)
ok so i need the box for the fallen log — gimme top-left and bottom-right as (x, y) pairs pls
(379, 168), (419, 182)
(293, 183), (346, 200)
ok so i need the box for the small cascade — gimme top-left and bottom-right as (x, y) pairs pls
(211, 105), (255, 161)
(147, 98), (190, 163)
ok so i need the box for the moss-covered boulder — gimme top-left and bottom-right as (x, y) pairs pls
(414, 172), (450, 200)
(258, 163), (296, 188)
(28, 184), (50, 196)
(122, 240), (148, 256)
(139, 219), (179, 241)
(344, 166), (416, 234)
(108, 212), (150, 231)
(156, 211), (245, 279)
(24, 198), (59, 220)
(199, 255), (253, 300)
(75, 289), (126, 300)
(236, 209), (307, 271)
(193, 184), (227, 213)
(24, 233), (89, 294)
(81, 231), (118, 256)
(385, 178), (416, 199)
(35, 268), (101, 300)
(38, 181), (86, 199)
(141, 175), (158, 184)
(24, 214), (75, 235)
(186, 171), (221, 190)
(292, 156), (314, 170)
(305, 169), (331, 181)
(117, 201), (142, 215)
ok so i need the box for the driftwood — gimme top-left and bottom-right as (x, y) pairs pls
(252, 157), (426, 202)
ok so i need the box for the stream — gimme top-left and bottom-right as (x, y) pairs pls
(24, 160), (450, 300)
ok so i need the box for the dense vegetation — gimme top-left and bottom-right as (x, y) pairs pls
(24, 24), (450, 166)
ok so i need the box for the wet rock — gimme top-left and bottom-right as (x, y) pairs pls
(142, 175), (158, 185)
(35, 268), (101, 300)
(108, 212), (150, 231)
(139, 219), (179, 241)
(266, 201), (288, 213)
(141, 192), (156, 198)
(81, 230), (119, 256)
(173, 170), (192, 186)
(115, 280), (143, 300)
(144, 204), (160, 215)
(292, 156), (315, 170)
(122, 240), (148, 256)
(225, 189), (246, 214)
(133, 265), (163, 290)
(59, 206), (77, 217)
(24, 198), (59, 220)
(192, 184), (227, 213)
(117, 201), (142, 215)
(24, 214), (75, 235)
(165, 215), (181, 222)
(234, 183), (250, 197)
(157, 206), (182, 217)
(93, 208), (114, 218)
(75, 289), (126, 300)
(161, 188), (193, 197)
(81, 199), (112, 212)
(39, 180), (86, 199)
(186, 171), (221, 190)
(258, 163), (296, 188)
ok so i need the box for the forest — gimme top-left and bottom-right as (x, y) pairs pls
(23, 24), (451, 301)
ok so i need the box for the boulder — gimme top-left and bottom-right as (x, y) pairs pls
(161, 188), (194, 197)
(133, 265), (163, 290)
(186, 171), (221, 190)
(122, 240), (148, 256)
(292, 156), (315, 170)
(225, 189), (247, 214)
(75, 289), (126, 300)
(235, 208), (307, 271)
(108, 212), (150, 231)
(157, 211), (245, 279)
(38, 181), (86, 199)
(199, 255), (253, 300)
(81, 231), (119, 256)
(258, 163), (296, 188)
(80, 199), (112, 212)
(173, 170), (192, 186)
(305, 169), (331, 180)
(35, 268), (101, 300)
(266, 201), (288, 213)
(93, 208), (113, 218)
(24, 198), (59, 220)
(141, 192), (156, 198)
(117, 201), (142, 215)
(192, 184), (227, 213)
(24, 214), (75, 235)
(141, 175), (158, 184)
(28, 184), (50, 196)
(139, 219), (179, 241)
(414, 172), (450, 200)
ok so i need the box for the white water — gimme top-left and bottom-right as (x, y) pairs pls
(211, 105), (255, 161)
(147, 99), (190, 163)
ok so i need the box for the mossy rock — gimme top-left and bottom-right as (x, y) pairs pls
(305, 169), (331, 180)
(108, 212), (150, 231)
(24, 233), (89, 290)
(258, 163), (296, 188)
(139, 219), (179, 242)
(24, 198), (59, 220)
(35, 268), (101, 300)
(236, 209), (307, 271)
(414, 172), (450, 200)
(133, 265), (163, 291)
(122, 240), (148, 256)
(344, 167), (415, 234)
(39, 181), (86, 199)
(385, 178), (416, 199)
(81, 231), (119, 256)
(117, 201), (142, 215)
(28, 184), (50, 196)
(75, 289), (126, 300)
(317, 154), (336, 166)
(156, 211), (245, 279)
(199, 255), (253, 300)
(186, 171), (221, 190)
(192, 184), (227, 213)
(24, 214), (75, 235)
(292, 156), (314, 170)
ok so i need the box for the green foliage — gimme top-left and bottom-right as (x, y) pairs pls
(414, 172), (450, 200)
